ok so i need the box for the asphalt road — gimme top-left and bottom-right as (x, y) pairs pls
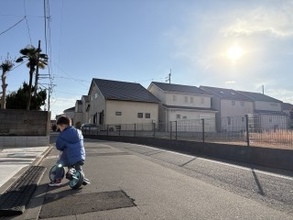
(7, 135), (293, 219)
(110, 141), (293, 215)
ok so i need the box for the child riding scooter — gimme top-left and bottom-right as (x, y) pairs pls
(49, 116), (90, 187)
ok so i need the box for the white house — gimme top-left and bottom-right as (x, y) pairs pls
(87, 78), (160, 131)
(238, 91), (288, 131)
(200, 86), (254, 132)
(148, 82), (217, 132)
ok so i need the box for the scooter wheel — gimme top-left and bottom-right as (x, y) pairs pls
(49, 165), (65, 182)
(69, 170), (84, 189)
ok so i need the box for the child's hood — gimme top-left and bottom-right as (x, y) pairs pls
(60, 126), (83, 143)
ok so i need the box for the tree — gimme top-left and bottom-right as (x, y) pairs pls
(16, 43), (48, 110)
(6, 82), (47, 110)
(0, 59), (14, 109)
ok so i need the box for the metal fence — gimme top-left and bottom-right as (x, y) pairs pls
(83, 114), (293, 149)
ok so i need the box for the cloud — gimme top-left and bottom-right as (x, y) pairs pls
(267, 88), (293, 104)
(225, 80), (236, 85)
(221, 2), (293, 38)
(50, 96), (78, 118)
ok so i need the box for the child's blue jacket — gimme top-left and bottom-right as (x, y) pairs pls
(56, 126), (85, 165)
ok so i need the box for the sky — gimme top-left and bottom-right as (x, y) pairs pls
(1, 0), (293, 119)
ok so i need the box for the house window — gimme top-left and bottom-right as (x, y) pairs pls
(115, 125), (121, 130)
(176, 114), (181, 119)
(228, 117), (231, 125)
(137, 113), (143, 118)
(184, 96), (188, 103)
(232, 100), (236, 106)
(115, 111), (122, 116)
(94, 93), (98, 99)
(183, 116), (187, 119)
(145, 113), (151, 118)
(189, 97), (193, 103)
(173, 95), (177, 102)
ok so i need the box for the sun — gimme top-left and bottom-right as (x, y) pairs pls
(226, 45), (244, 61)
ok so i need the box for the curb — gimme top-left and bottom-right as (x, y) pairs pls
(0, 145), (53, 201)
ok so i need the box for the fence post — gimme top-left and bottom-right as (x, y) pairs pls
(175, 121), (178, 140)
(170, 121), (172, 140)
(118, 126), (121, 136)
(245, 115), (250, 146)
(202, 119), (205, 143)
(153, 123), (156, 137)
(134, 123), (136, 137)
(107, 125), (109, 136)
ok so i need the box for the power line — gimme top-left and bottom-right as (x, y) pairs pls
(23, 0), (32, 44)
(0, 16), (26, 36)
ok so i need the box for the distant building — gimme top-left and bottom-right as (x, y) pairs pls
(238, 90), (287, 131)
(148, 82), (217, 132)
(73, 95), (90, 128)
(200, 86), (254, 132)
(200, 85), (288, 131)
(63, 106), (75, 124)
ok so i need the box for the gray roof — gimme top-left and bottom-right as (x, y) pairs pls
(92, 78), (160, 103)
(200, 86), (252, 101)
(282, 102), (293, 111)
(64, 106), (75, 112)
(238, 91), (282, 103)
(82, 95), (90, 102)
(152, 82), (208, 95)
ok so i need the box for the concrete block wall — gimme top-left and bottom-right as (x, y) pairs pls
(0, 136), (49, 148)
(90, 135), (293, 172)
(0, 109), (50, 147)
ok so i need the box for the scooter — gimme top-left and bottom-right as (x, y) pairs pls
(49, 161), (87, 189)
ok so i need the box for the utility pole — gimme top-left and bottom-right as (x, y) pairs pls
(34, 40), (41, 97)
(47, 83), (56, 111)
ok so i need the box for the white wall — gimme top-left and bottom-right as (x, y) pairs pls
(255, 101), (282, 111)
(165, 93), (211, 108)
(221, 100), (254, 117)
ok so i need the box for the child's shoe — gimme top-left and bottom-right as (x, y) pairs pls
(49, 179), (62, 186)
(82, 178), (91, 185)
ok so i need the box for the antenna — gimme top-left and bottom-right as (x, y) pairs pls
(165, 69), (172, 84)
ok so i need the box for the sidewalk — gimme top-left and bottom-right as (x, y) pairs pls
(0, 146), (52, 196)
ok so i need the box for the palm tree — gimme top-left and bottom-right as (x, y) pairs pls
(16, 43), (48, 110)
(0, 59), (14, 109)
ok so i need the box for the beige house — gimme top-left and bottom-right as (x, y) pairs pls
(87, 78), (160, 131)
(148, 82), (217, 132)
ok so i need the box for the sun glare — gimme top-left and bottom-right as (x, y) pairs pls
(226, 45), (244, 61)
